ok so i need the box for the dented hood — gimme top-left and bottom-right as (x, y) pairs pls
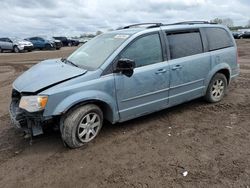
(13, 59), (86, 93)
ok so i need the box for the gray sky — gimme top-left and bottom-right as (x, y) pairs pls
(0, 0), (249, 37)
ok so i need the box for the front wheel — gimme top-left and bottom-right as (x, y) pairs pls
(13, 46), (20, 53)
(205, 73), (227, 103)
(61, 104), (103, 148)
(45, 44), (51, 50)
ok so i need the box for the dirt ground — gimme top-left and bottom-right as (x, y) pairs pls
(0, 42), (249, 188)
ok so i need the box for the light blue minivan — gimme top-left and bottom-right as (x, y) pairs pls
(10, 22), (239, 148)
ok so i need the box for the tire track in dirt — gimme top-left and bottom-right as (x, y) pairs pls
(0, 63), (34, 87)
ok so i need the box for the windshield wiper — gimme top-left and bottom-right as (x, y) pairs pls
(61, 58), (79, 68)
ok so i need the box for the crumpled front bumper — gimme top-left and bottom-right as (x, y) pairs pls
(9, 89), (45, 136)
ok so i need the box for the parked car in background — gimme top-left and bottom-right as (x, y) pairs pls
(25, 37), (56, 50)
(78, 38), (90, 44)
(232, 31), (244, 39)
(0, 37), (33, 53)
(53, 37), (80, 46)
(10, 22), (239, 148)
(40, 36), (62, 50)
(241, 31), (250, 39)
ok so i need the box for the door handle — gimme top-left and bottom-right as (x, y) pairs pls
(172, 65), (183, 70)
(155, 69), (167, 74)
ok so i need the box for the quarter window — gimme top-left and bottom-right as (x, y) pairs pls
(167, 31), (203, 60)
(204, 28), (234, 51)
(120, 33), (163, 68)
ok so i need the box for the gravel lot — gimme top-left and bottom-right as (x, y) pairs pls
(0, 42), (249, 187)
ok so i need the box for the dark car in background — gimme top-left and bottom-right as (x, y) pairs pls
(241, 31), (250, 39)
(232, 31), (244, 39)
(41, 36), (62, 50)
(25, 37), (56, 50)
(0, 37), (33, 53)
(53, 37), (79, 46)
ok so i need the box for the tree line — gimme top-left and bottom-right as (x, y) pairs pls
(211, 18), (250, 30)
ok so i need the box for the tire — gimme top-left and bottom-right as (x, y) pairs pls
(13, 46), (20, 53)
(0, 47), (2, 53)
(205, 73), (227, 103)
(61, 104), (103, 148)
(68, 42), (72, 47)
(45, 44), (51, 50)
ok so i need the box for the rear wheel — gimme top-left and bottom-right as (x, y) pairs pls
(205, 73), (227, 103)
(0, 47), (2, 53)
(61, 104), (103, 148)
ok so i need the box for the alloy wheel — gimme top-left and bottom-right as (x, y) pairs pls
(77, 112), (101, 143)
(211, 79), (225, 100)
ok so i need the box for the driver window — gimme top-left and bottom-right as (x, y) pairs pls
(120, 33), (163, 68)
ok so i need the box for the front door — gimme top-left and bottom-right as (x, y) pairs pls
(114, 33), (170, 121)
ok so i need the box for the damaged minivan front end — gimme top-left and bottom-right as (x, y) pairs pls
(9, 58), (87, 136)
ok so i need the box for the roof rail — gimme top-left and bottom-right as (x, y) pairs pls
(164, 21), (216, 26)
(117, 21), (216, 30)
(121, 23), (163, 29)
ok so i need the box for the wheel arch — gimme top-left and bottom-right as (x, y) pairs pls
(63, 99), (115, 124)
(204, 64), (231, 94)
(216, 69), (230, 85)
(46, 90), (119, 124)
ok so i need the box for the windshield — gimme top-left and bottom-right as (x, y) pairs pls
(67, 33), (131, 70)
(40, 36), (54, 41)
(9, 37), (23, 42)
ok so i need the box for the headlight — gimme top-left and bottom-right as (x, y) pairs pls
(19, 96), (48, 112)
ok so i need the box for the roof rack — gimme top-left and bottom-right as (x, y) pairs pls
(164, 21), (217, 26)
(169, 21), (209, 25)
(118, 21), (216, 30)
(121, 23), (163, 29)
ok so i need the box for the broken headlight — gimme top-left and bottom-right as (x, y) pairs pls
(19, 96), (48, 112)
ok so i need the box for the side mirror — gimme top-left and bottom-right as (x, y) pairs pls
(115, 58), (135, 77)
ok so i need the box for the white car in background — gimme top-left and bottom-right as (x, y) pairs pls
(0, 37), (34, 53)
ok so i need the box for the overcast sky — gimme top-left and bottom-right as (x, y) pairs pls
(0, 0), (249, 37)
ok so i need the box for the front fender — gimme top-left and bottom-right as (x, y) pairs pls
(203, 63), (231, 94)
(44, 90), (119, 123)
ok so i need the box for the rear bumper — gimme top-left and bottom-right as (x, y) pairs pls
(231, 64), (240, 79)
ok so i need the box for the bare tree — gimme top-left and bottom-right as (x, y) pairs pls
(211, 18), (223, 24)
(246, 20), (250, 28)
(211, 18), (234, 27)
(222, 18), (234, 27)
(96, 30), (103, 35)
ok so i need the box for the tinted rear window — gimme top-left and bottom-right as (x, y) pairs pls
(204, 28), (234, 51)
(167, 31), (203, 59)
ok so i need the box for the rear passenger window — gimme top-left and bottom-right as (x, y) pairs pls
(167, 31), (203, 60)
(204, 28), (233, 51)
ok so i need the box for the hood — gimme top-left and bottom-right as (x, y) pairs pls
(16, 40), (33, 46)
(13, 59), (87, 93)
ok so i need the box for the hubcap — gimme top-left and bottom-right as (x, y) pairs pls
(77, 113), (101, 142)
(211, 79), (224, 99)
